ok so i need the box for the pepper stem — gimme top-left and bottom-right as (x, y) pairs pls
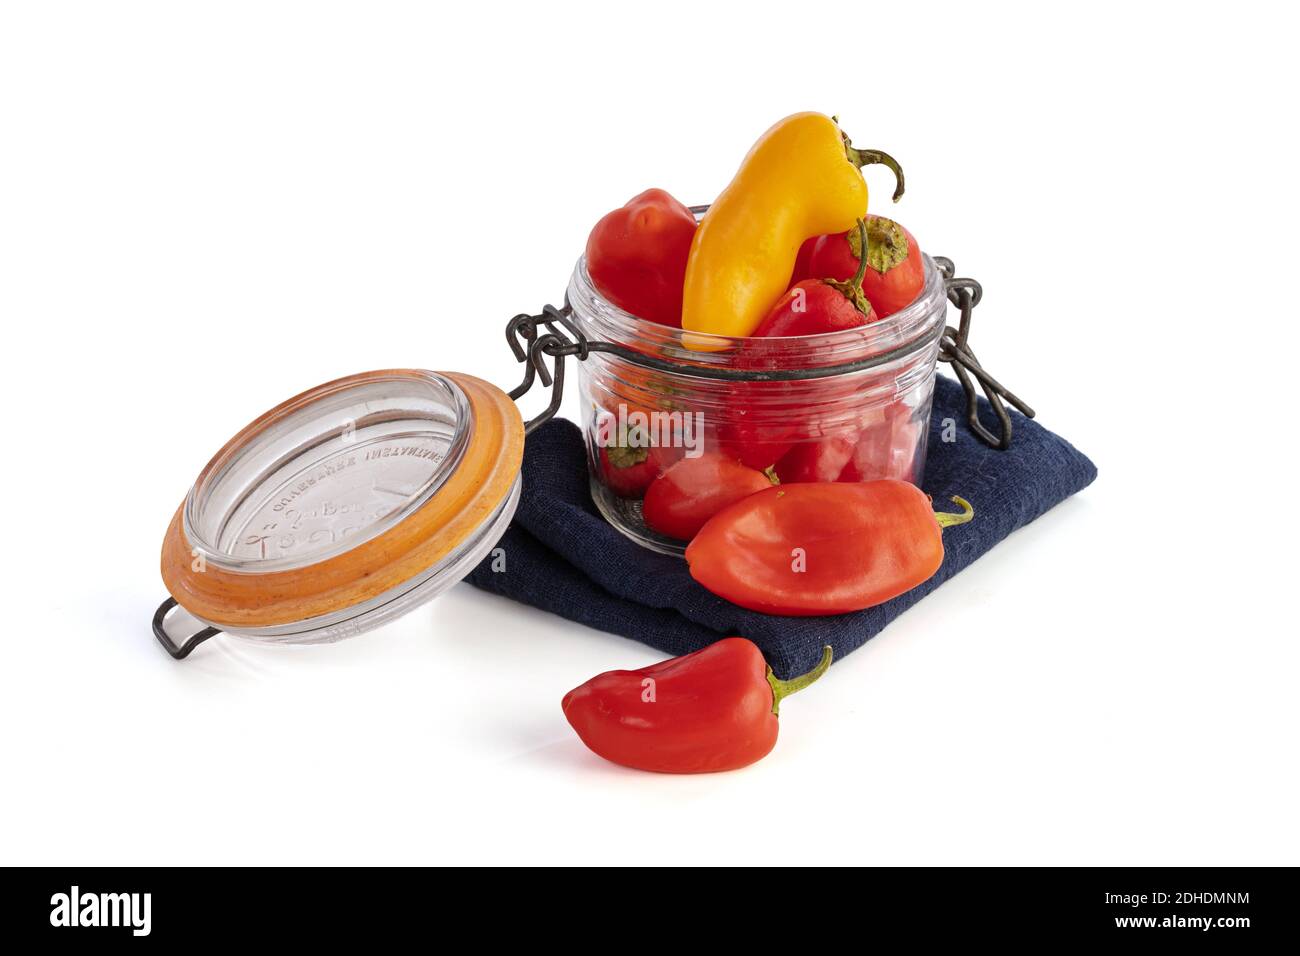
(935, 495), (974, 528)
(824, 219), (874, 316)
(766, 644), (833, 716)
(843, 142), (906, 203)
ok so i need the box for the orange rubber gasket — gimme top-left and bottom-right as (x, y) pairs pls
(160, 370), (523, 629)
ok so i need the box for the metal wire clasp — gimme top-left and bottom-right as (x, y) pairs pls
(152, 596), (220, 660)
(932, 257), (1035, 449)
(505, 303), (587, 434)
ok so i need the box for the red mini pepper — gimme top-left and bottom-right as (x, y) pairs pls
(642, 454), (776, 541)
(838, 401), (918, 482)
(562, 638), (833, 774)
(685, 481), (974, 615)
(751, 219), (877, 337)
(804, 214), (924, 318)
(774, 431), (858, 483)
(598, 443), (659, 497)
(597, 424), (684, 497)
(715, 404), (800, 472)
(720, 218), (871, 473)
(585, 188), (697, 327)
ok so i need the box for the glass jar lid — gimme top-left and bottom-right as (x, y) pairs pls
(158, 369), (523, 648)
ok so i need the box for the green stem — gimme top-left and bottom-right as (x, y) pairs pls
(935, 495), (974, 528)
(767, 645), (833, 716)
(843, 143), (906, 203)
(847, 218), (870, 290)
(824, 218), (874, 316)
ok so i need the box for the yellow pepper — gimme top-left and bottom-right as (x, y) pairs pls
(681, 112), (904, 341)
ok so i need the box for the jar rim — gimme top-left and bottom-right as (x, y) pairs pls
(568, 249), (947, 374)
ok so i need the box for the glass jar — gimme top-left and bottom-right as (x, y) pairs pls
(568, 251), (949, 556)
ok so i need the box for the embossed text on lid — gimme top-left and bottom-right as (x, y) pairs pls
(184, 371), (472, 573)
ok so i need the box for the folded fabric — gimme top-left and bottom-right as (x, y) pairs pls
(468, 374), (1097, 679)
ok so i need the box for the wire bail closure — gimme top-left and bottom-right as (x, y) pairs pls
(153, 596), (220, 660)
(931, 257), (1035, 449)
(506, 257), (1035, 445)
(506, 304), (588, 435)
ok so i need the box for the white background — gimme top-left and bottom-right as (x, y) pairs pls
(2, 1), (1296, 866)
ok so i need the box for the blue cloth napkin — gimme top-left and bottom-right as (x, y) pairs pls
(468, 374), (1096, 679)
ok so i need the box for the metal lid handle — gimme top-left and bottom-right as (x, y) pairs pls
(152, 597), (220, 660)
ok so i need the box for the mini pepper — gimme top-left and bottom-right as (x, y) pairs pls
(585, 188), (698, 327)
(562, 638), (833, 774)
(803, 213), (925, 319)
(752, 218), (876, 337)
(685, 480), (975, 616)
(680, 112), (903, 340)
